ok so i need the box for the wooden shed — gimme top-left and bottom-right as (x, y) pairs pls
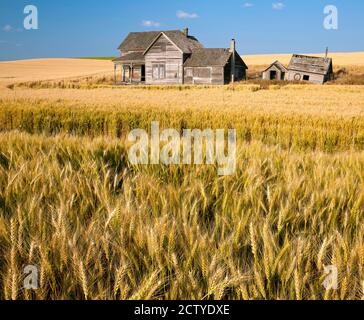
(286, 54), (333, 84)
(262, 61), (287, 80)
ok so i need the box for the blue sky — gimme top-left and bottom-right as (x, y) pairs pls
(0, 0), (363, 61)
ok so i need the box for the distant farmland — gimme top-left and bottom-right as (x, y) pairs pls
(243, 51), (364, 66)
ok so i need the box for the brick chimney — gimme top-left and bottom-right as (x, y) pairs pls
(230, 39), (236, 83)
(183, 28), (189, 37)
(230, 39), (236, 53)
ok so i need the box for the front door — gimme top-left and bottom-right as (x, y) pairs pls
(141, 65), (146, 82)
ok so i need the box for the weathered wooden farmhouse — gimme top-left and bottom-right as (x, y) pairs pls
(262, 61), (287, 80)
(113, 28), (247, 85)
(286, 54), (333, 84)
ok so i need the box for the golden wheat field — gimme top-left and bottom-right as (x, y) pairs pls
(0, 56), (364, 300)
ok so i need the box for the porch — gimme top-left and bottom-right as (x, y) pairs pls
(113, 53), (145, 84)
(113, 63), (146, 84)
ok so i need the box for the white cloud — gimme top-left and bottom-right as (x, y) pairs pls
(142, 20), (161, 27)
(243, 3), (254, 8)
(272, 2), (285, 10)
(176, 10), (199, 19)
(3, 25), (12, 32)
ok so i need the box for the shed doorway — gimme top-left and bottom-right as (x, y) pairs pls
(270, 70), (277, 80)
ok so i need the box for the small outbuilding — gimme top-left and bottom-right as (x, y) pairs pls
(286, 54), (333, 84)
(262, 61), (287, 80)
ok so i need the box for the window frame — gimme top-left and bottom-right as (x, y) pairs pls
(152, 63), (166, 80)
(159, 64), (166, 79)
(194, 67), (211, 78)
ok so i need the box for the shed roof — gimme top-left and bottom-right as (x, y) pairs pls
(288, 54), (332, 75)
(184, 49), (248, 68)
(184, 49), (231, 67)
(263, 61), (288, 73)
(113, 52), (145, 64)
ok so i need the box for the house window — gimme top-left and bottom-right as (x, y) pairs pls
(159, 64), (165, 79)
(195, 67), (211, 78)
(152, 64), (166, 80)
(303, 75), (310, 81)
(152, 65), (159, 79)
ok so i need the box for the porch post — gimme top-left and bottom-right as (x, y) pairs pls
(114, 64), (116, 84)
(130, 63), (133, 83)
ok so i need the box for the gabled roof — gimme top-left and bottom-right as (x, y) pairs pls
(143, 31), (203, 54)
(118, 31), (161, 52)
(118, 30), (203, 54)
(112, 52), (145, 63)
(288, 54), (333, 75)
(183, 49), (248, 68)
(263, 60), (287, 73)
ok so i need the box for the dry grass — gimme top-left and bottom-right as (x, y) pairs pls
(0, 57), (364, 300)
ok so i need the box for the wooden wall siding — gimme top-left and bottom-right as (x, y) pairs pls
(224, 56), (246, 83)
(211, 67), (225, 85)
(193, 67), (212, 85)
(183, 67), (225, 85)
(286, 71), (325, 84)
(224, 61), (232, 84)
(234, 66), (246, 81)
(145, 34), (184, 84)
